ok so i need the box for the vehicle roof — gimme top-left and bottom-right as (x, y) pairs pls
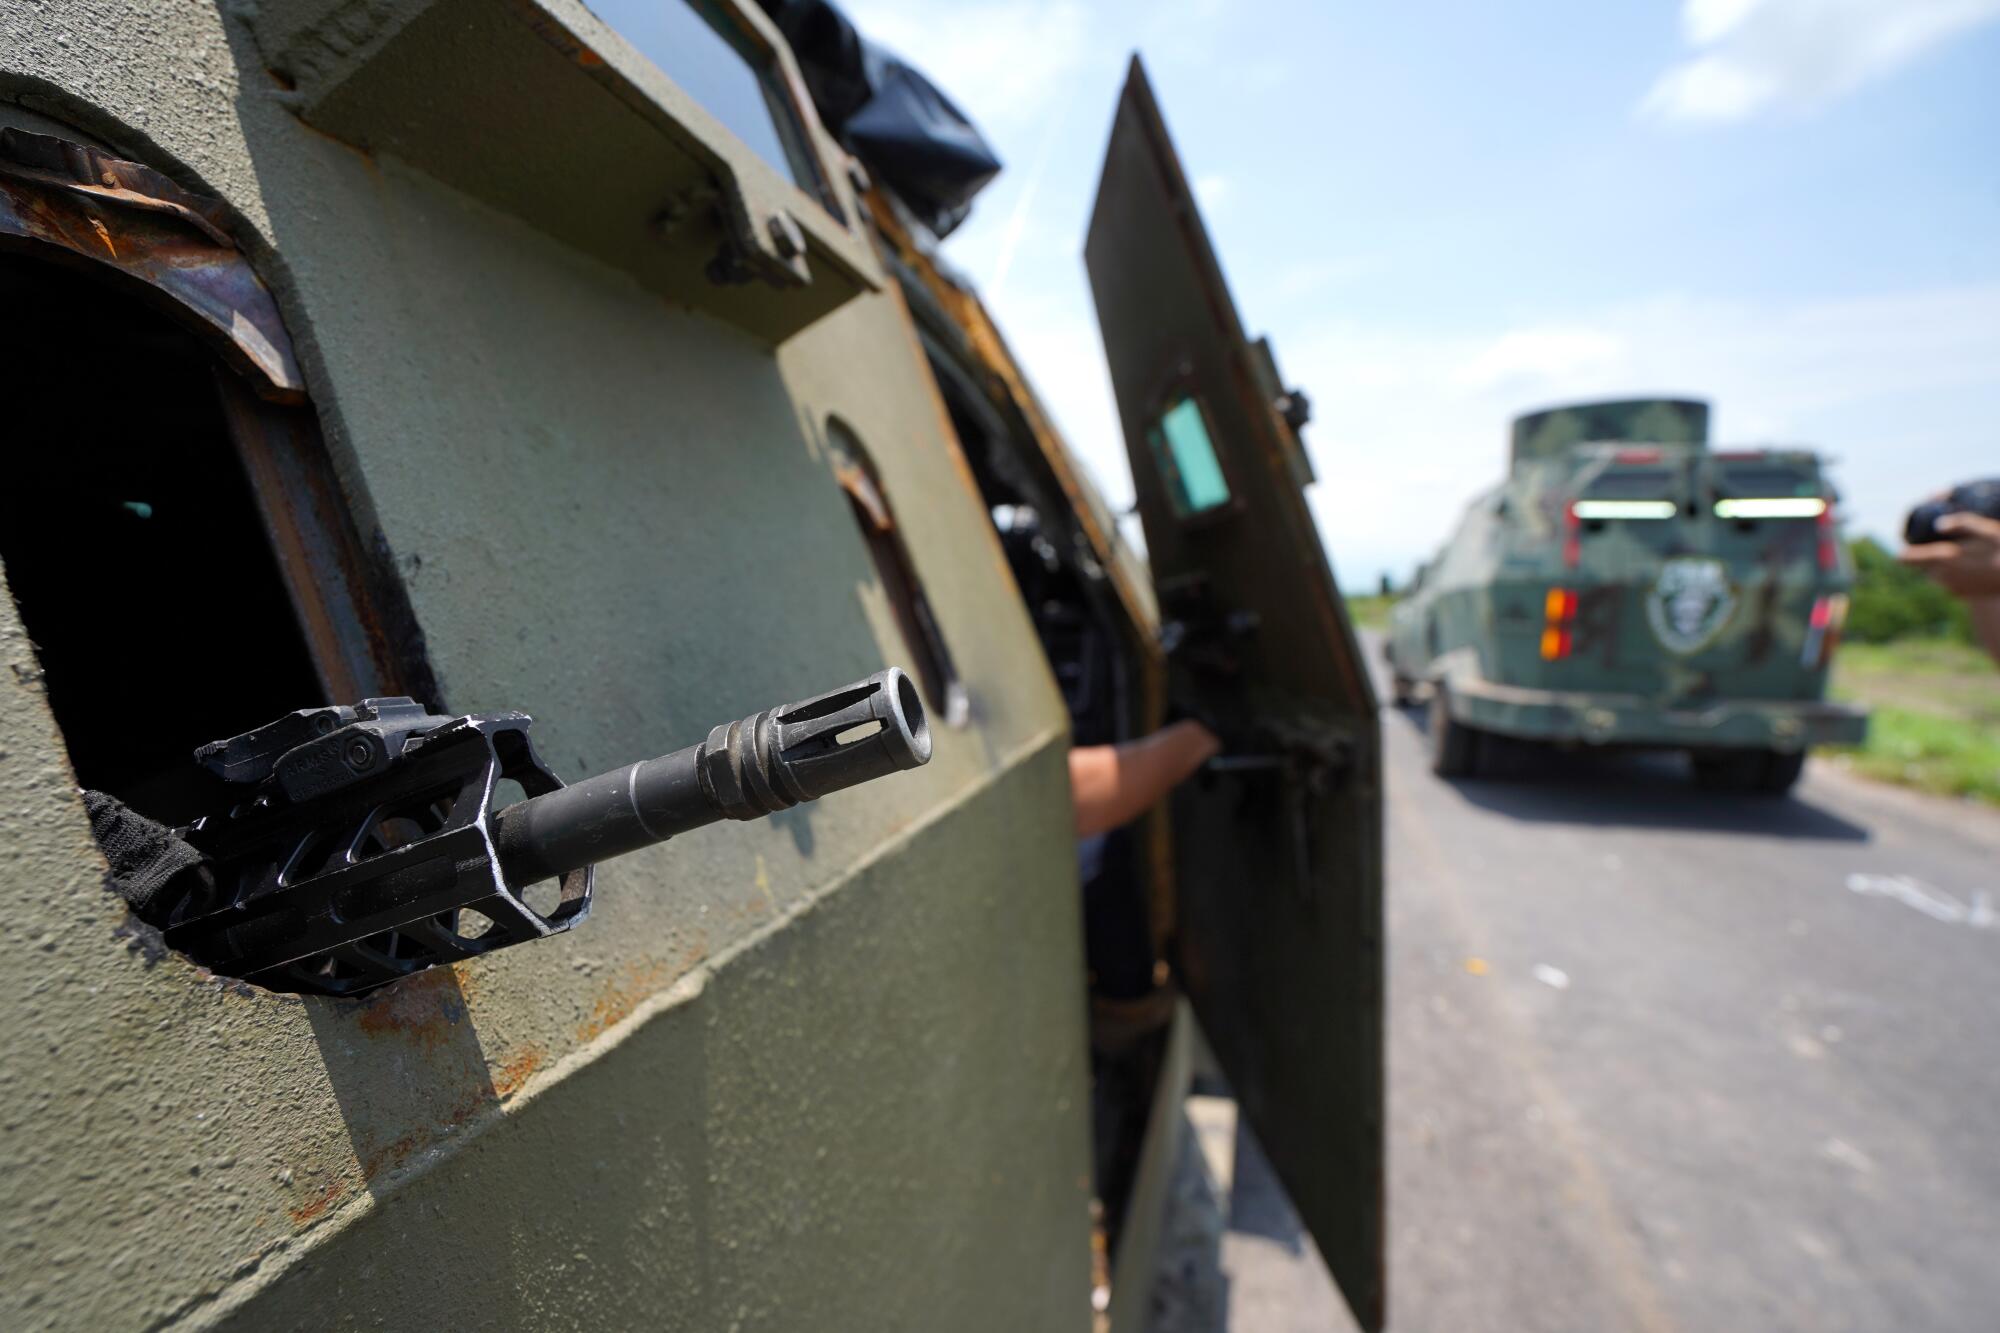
(1510, 397), (1710, 469)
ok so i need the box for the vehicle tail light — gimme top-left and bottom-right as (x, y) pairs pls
(1816, 503), (1839, 572)
(1542, 586), (1577, 660)
(1801, 593), (1848, 669)
(1562, 503), (1580, 569)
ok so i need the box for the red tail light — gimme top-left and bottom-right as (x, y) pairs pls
(1562, 503), (1581, 569)
(1816, 503), (1838, 571)
(1801, 593), (1848, 669)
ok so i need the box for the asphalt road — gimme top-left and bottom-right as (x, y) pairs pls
(1176, 633), (2000, 1332)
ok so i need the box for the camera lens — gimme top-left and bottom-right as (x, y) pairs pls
(1908, 478), (2000, 545)
(1905, 499), (1952, 546)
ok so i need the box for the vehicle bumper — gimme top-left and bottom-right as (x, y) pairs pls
(1447, 676), (1869, 751)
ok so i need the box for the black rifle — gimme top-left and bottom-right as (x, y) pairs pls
(132, 669), (929, 995)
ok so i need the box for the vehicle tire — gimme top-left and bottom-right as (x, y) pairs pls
(1429, 688), (1480, 778)
(1691, 748), (1804, 796)
(1756, 749), (1807, 794)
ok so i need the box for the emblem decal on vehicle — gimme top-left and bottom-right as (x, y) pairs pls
(1646, 557), (1736, 655)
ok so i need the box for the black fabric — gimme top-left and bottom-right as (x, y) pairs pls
(1081, 828), (1157, 999)
(759, 0), (1002, 237)
(84, 789), (206, 917)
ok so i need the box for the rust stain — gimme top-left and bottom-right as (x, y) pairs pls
(355, 1075), (503, 1182)
(353, 965), (471, 1051)
(0, 128), (306, 399)
(491, 1044), (546, 1099)
(359, 1132), (420, 1181)
(577, 958), (673, 1042)
(574, 46), (605, 67)
(287, 1179), (347, 1226)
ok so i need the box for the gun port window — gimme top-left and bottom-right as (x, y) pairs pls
(585, 0), (834, 211)
(824, 418), (968, 726)
(1147, 394), (1232, 517)
(0, 257), (410, 827)
(0, 260), (335, 824)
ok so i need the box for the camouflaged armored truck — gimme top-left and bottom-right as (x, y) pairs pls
(1386, 397), (1867, 794)
(0, 3), (1382, 1329)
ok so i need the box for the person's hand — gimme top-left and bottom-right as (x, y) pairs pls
(1068, 720), (1223, 837)
(1163, 718), (1223, 765)
(1899, 512), (2000, 598)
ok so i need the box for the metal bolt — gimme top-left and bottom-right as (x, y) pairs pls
(767, 211), (806, 261)
(345, 739), (373, 769)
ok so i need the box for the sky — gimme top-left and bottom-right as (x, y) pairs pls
(842, 0), (2000, 590)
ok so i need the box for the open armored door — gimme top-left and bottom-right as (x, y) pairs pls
(1085, 57), (1384, 1331)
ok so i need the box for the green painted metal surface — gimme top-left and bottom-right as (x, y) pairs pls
(0, 1), (1095, 1325)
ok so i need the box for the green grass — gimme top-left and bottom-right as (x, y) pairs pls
(1344, 594), (1394, 630)
(1827, 638), (2000, 804)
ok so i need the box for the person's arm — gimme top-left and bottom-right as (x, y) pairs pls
(1068, 720), (1222, 838)
(1967, 597), (2000, 666)
(1901, 512), (2000, 665)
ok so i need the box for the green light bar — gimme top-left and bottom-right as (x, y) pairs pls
(1572, 499), (1677, 520)
(1714, 497), (1827, 519)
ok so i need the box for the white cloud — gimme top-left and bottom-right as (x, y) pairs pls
(1684, 0), (1767, 44)
(842, 0), (1092, 135)
(1643, 0), (2000, 123)
(1455, 328), (1628, 393)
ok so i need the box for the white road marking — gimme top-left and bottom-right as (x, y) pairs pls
(1845, 873), (1997, 929)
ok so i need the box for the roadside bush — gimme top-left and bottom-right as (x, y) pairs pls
(1844, 537), (1970, 644)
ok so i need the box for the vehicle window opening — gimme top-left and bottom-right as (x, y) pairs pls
(1585, 467), (1675, 499)
(0, 258), (331, 826)
(1147, 393), (1231, 517)
(585, 0), (839, 216)
(1714, 464), (1813, 498)
(822, 417), (968, 726)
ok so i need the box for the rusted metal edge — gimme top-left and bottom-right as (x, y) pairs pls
(214, 372), (442, 711)
(0, 127), (306, 402)
(1111, 61), (1370, 711)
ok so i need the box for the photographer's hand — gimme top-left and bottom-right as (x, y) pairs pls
(1899, 512), (2000, 597)
(1902, 512), (2000, 664)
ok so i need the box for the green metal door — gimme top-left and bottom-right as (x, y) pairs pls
(1084, 56), (1386, 1333)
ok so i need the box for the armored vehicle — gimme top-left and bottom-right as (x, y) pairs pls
(1387, 397), (1867, 793)
(0, 3), (1380, 1329)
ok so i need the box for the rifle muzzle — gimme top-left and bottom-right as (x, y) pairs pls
(493, 668), (930, 887)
